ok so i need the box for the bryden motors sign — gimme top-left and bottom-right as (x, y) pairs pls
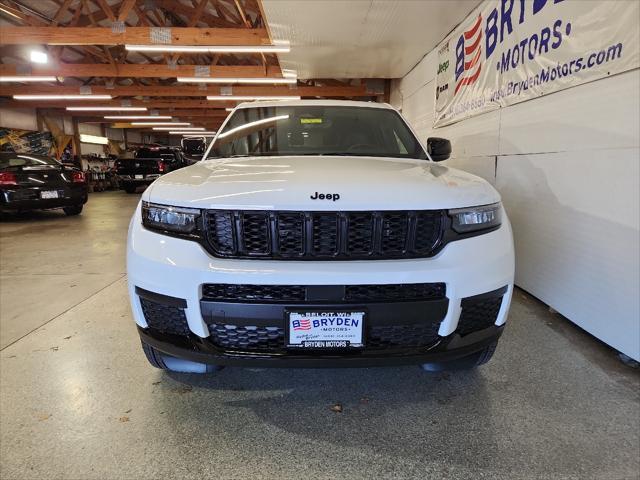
(434, 0), (640, 127)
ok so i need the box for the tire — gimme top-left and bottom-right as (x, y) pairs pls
(63, 205), (83, 216)
(421, 341), (498, 372)
(141, 341), (223, 373)
(124, 184), (137, 194)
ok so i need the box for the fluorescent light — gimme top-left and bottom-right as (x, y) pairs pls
(0, 76), (57, 82)
(80, 133), (109, 145)
(67, 106), (147, 111)
(14, 95), (112, 100)
(207, 95), (301, 101)
(30, 51), (48, 64)
(177, 77), (296, 84)
(225, 108), (234, 112)
(125, 44), (290, 53)
(174, 131), (217, 135)
(104, 115), (172, 120)
(130, 122), (191, 126)
(152, 127), (205, 131)
(218, 115), (289, 139)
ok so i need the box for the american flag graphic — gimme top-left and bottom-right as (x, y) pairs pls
(455, 14), (483, 94)
(293, 319), (312, 331)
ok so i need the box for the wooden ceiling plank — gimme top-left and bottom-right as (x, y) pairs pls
(0, 26), (270, 45)
(0, 84), (369, 97)
(3, 99), (238, 108)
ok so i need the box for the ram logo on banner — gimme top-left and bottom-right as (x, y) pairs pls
(434, 0), (640, 127)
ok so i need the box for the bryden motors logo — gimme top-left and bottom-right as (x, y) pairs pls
(455, 14), (483, 95)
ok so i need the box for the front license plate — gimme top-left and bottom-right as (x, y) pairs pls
(40, 190), (59, 199)
(287, 311), (365, 348)
(135, 174), (144, 179)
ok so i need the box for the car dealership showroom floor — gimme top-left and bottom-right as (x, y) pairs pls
(0, 192), (638, 479)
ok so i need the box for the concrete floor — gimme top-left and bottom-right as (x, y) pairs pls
(0, 191), (638, 480)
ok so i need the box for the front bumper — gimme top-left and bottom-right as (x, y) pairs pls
(127, 203), (515, 367)
(138, 323), (504, 368)
(1, 185), (88, 211)
(119, 175), (160, 185)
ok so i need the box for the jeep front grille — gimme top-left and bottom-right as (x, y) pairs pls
(202, 210), (446, 260)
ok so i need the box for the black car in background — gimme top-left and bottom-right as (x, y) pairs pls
(0, 152), (88, 215)
(181, 136), (208, 165)
(115, 147), (186, 193)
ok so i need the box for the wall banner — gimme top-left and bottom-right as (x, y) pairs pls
(434, 0), (640, 127)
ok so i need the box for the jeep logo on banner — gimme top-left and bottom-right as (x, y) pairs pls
(434, 0), (640, 127)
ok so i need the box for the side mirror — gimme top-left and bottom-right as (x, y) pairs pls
(427, 137), (452, 161)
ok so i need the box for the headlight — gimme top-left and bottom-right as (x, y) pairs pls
(449, 202), (502, 233)
(142, 201), (200, 234)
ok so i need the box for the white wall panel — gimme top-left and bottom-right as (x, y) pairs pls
(498, 150), (639, 360)
(393, 43), (640, 360)
(0, 108), (38, 131)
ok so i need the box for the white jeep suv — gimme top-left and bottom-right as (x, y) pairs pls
(127, 100), (514, 373)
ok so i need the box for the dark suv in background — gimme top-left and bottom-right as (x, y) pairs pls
(116, 147), (186, 194)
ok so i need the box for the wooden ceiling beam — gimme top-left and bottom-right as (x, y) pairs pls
(0, 63), (283, 78)
(41, 109), (229, 118)
(2, 99), (236, 108)
(0, 85), (369, 97)
(0, 26), (270, 45)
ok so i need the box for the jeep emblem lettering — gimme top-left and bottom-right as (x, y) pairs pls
(310, 192), (340, 201)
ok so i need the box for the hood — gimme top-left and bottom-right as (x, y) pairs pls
(145, 156), (500, 210)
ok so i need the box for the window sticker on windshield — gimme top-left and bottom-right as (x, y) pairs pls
(300, 118), (323, 124)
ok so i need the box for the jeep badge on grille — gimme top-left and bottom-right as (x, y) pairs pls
(310, 192), (340, 201)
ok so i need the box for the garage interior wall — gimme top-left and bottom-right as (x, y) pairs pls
(391, 44), (640, 360)
(0, 107), (148, 151)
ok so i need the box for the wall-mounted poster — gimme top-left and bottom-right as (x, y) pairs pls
(0, 128), (55, 156)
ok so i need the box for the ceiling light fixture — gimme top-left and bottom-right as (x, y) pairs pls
(176, 77), (296, 84)
(14, 95), (112, 100)
(152, 127), (205, 131)
(66, 106), (147, 111)
(125, 44), (290, 53)
(104, 115), (172, 120)
(79, 133), (109, 145)
(173, 131), (217, 135)
(207, 95), (301, 101)
(0, 76), (57, 82)
(130, 122), (191, 126)
(29, 50), (48, 64)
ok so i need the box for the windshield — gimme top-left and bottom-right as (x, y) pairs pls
(208, 105), (427, 160)
(0, 154), (59, 169)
